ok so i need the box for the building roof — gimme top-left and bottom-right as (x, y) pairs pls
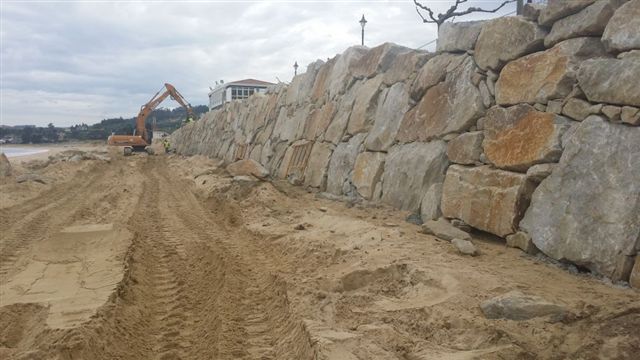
(225, 78), (275, 87)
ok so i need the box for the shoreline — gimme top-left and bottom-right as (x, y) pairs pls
(1, 142), (107, 164)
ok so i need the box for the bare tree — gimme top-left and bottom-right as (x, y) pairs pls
(414, 0), (517, 28)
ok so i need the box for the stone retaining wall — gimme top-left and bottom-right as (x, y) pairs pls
(173, 0), (640, 286)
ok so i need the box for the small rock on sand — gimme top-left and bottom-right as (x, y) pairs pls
(405, 213), (423, 225)
(69, 154), (83, 162)
(226, 159), (270, 179)
(421, 218), (471, 241)
(16, 173), (48, 184)
(452, 238), (478, 256)
(481, 291), (567, 321)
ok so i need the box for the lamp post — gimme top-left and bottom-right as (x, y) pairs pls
(293, 61), (299, 76)
(359, 14), (367, 46)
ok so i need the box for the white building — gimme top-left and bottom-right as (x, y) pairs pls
(208, 79), (275, 110)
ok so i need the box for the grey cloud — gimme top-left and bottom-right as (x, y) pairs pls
(1, 1), (515, 126)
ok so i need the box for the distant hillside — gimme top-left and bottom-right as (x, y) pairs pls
(85, 105), (210, 137)
(0, 105), (209, 144)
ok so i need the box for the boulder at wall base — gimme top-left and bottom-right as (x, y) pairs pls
(441, 165), (536, 237)
(398, 55), (485, 142)
(381, 141), (448, 213)
(482, 104), (572, 172)
(630, 256), (640, 289)
(436, 20), (485, 53)
(226, 159), (270, 179)
(352, 151), (385, 200)
(420, 183), (443, 223)
(481, 291), (567, 321)
(0, 153), (11, 177)
(473, 16), (547, 71)
(520, 116), (640, 281)
(495, 37), (608, 106)
(326, 134), (366, 196)
(303, 142), (335, 189)
(506, 231), (539, 255)
(538, 0), (597, 26)
(602, 0), (640, 52)
(544, 0), (624, 48)
(577, 56), (640, 107)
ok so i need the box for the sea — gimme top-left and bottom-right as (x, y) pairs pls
(0, 146), (50, 158)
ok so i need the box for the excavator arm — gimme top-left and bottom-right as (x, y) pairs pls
(135, 83), (194, 143)
(108, 83), (195, 152)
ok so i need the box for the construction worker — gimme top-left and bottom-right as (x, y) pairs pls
(162, 138), (171, 153)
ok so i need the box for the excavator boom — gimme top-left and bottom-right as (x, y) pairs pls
(108, 83), (194, 152)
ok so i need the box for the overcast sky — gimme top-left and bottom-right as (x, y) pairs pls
(1, 0), (516, 127)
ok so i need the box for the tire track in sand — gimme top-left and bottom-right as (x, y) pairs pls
(0, 162), (120, 280)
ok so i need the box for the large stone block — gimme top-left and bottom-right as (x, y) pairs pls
(398, 56), (485, 142)
(410, 53), (465, 101)
(351, 42), (412, 80)
(545, 0), (624, 47)
(520, 116), (640, 281)
(577, 57), (640, 107)
(303, 142), (335, 189)
(474, 17), (547, 71)
(303, 101), (336, 140)
(326, 134), (365, 195)
(441, 165), (535, 237)
(436, 20), (485, 53)
(324, 82), (360, 144)
(538, 0), (597, 26)
(311, 58), (335, 102)
(285, 60), (322, 106)
(383, 50), (430, 86)
(364, 82), (410, 151)
(381, 141), (448, 212)
(347, 76), (384, 135)
(602, 0), (640, 52)
(327, 46), (368, 99)
(446, 131), (483, 165)
(272, 105), (308, 142)
(483, 105), (572, 172)
(496, 37), (608, 106)
(352, 151), (386, 200)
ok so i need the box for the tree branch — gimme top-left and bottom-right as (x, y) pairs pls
(414, 0), (516, 28)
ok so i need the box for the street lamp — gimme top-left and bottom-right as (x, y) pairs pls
(293, 61), (299, 76)
(359, 14), (367, 46)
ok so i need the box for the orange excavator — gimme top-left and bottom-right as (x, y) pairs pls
(108, 83), (195, 155)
